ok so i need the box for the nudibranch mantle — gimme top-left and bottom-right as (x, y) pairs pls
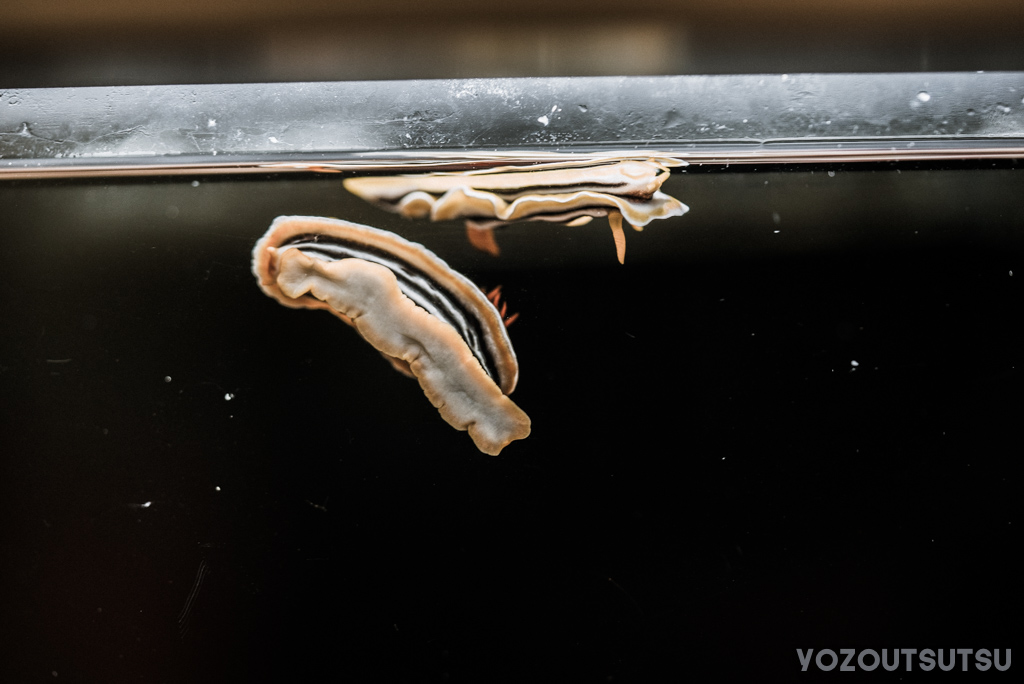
(252, 216), (530, 455)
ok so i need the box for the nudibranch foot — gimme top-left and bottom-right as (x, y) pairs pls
(253, 216), (530, 455)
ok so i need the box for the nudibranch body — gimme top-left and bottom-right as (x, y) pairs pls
(253, 216), (530, 455)
(343, 158), (688, 263)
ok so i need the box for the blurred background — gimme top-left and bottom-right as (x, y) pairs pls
(4, 0), (1024, 87)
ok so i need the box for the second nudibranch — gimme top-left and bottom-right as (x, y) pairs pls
(253, 215), (530, 455)
(343, 158), (689, 263)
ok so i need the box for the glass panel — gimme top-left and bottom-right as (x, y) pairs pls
(3, 73), (1024, 179)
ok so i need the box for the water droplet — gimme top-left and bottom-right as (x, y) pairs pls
(996, 104), (1011, 114)
(224, 393), (235, 401)
(191, 180), (200, 187)
(577, 104), (588, 113)
(537, 115), (549, 126)
(966, 109), (976, 116)
(164, 376), (172, 383)
(827, 170), (836, 177)
(916, 91), (931, 102)
(772, 212), (781, 225)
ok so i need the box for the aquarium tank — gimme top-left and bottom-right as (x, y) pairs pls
(1, 4), (1020, 682)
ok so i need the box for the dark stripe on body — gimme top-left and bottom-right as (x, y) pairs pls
(485, 181), (633, 200)
(280, 233), (500, 383)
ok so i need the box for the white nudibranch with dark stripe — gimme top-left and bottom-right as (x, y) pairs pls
(342, 157), (689, 264)
(252, 215), (530, 455)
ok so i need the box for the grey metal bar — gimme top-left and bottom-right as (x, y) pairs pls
(2, 73), (1023, 178)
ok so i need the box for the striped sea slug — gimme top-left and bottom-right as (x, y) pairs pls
(343, 158), (689, 263)
(252, 216), (530, 455)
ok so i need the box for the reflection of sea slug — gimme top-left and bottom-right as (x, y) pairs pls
(343, 158), (689, 263)
(252, 216), (530, 455)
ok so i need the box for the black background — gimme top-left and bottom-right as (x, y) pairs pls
(0, 165), (1019, 681)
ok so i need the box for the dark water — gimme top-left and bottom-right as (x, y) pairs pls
(1, 165), (1020, 682)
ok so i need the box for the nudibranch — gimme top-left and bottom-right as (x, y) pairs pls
(252, 215), (530, 455)
(342, 158), (689, 263)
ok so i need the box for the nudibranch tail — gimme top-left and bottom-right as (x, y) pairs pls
(252, 216), (530, 455)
